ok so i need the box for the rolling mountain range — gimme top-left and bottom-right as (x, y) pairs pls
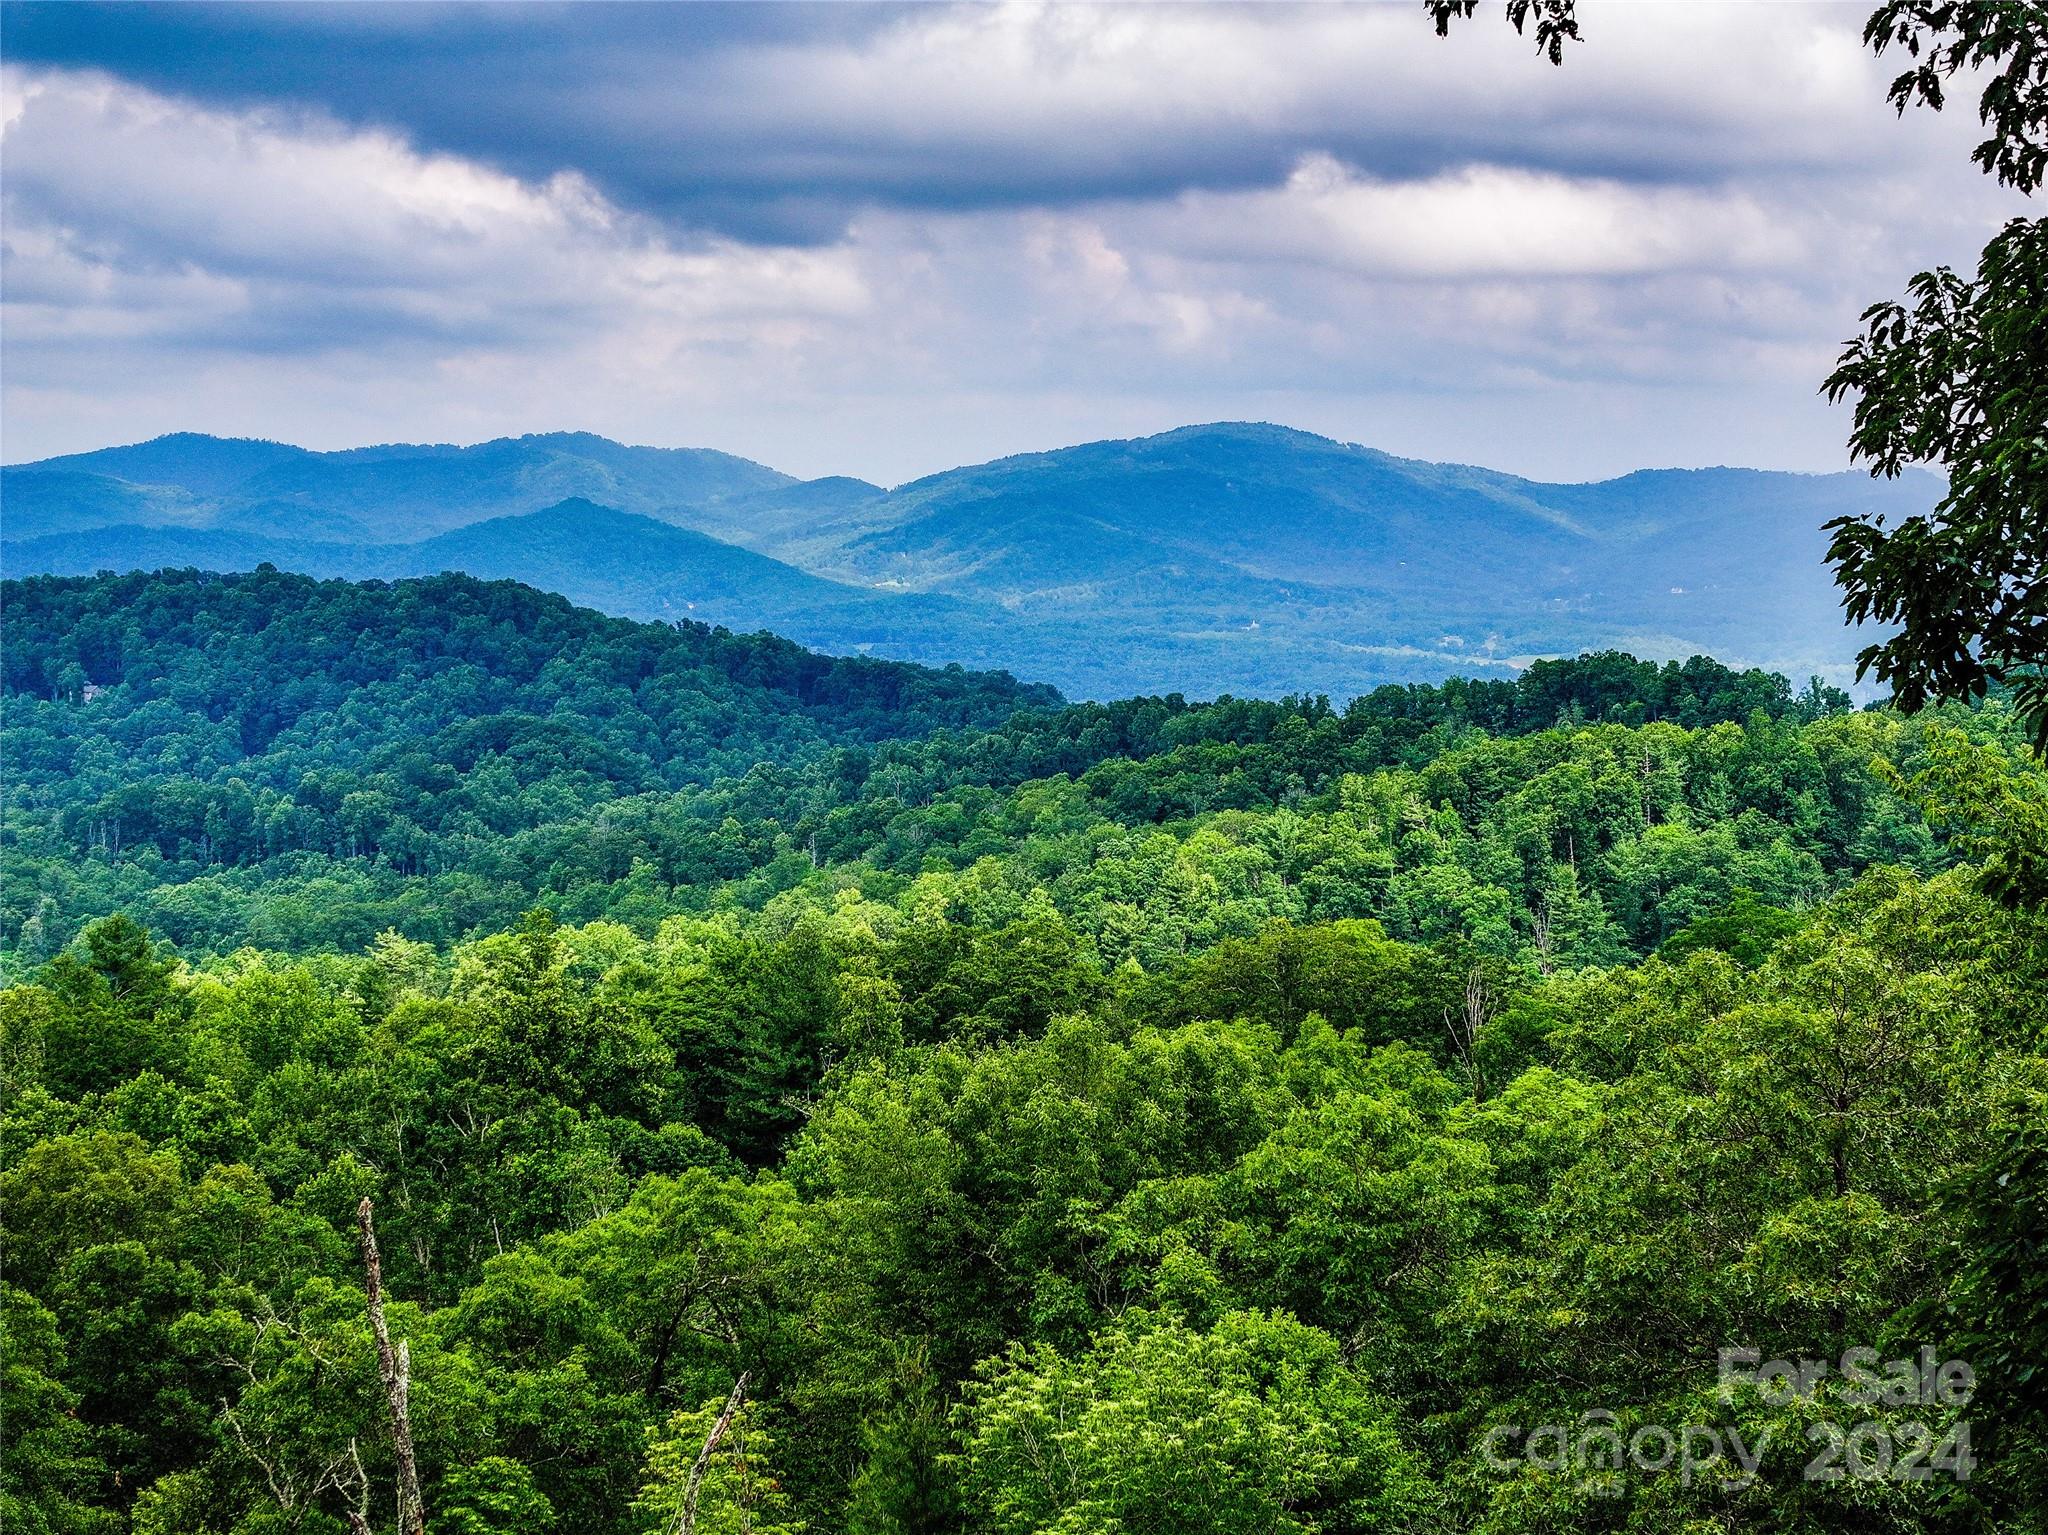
(1, 423), (1939, 699)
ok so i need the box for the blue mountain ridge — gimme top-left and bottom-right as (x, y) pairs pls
(1, 422), (1941, 699)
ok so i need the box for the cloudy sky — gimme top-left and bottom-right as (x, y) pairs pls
(0, 1), (2022, 483)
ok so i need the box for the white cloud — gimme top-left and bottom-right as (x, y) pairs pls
(673, 0), (1985, 203)
(1180, 156), (1801, 279)
(0, 65), (869, 355)
(0, 4), (2030, 488)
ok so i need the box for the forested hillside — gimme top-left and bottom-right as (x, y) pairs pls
(5, 570), (2046, 1534)
(5, 570), (1879, 960)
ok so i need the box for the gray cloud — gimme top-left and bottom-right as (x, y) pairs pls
(0, 1), (2001, 239)
(0, 3), (2028, 485)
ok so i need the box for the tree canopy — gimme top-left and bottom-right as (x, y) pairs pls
(4, 569), (2045, 1533)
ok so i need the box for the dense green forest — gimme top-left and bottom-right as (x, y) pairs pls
(5, 571), (2047, 1533)
(5, 569), (1864, 962)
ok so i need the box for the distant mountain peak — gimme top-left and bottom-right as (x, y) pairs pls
(132, 430), (305, 451)
(529, 495), (624, 517)
(5, 421), (1942, 702)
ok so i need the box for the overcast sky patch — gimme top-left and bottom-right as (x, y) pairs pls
(0, 1), (2026, 483)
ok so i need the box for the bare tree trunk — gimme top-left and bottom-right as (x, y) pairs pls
(1443, 963), (1494, 1099)
(1530, 898), (1556, 978)
(679, 1371), (751, 1535)
(343, 1439), (374, 1535)
(357, 1197), (426, 1535)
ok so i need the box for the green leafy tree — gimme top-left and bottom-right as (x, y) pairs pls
(440, 1457), (557, 1535)
(1940, 1087), (2048, 1521)
(1825, 207), (2047, 748)
(0, 1285), (119, 1535)
(633, 1393), (802, 1535)
(842, 1344), (958, 1535)
(37, 916), (186, 1096)
(955, 1307), (1437, 1535)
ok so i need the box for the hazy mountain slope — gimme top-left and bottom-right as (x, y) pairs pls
(5, 523), (305, 573)
(1468, 464), (1944, 678)
(213, 498), (379, 542)
(4, 499), (1026, 668)
(382, 500), (1007, 650)
(693, 475), (894, 557)
(224, 432), (799, 539)
(0, 468), (212, 540)
(393, 499), (867, 614)
(843, 424), (1591, 598)
(3, 431), (802, 543)
(17, 433), (318, 496)
(816, 423), (1937, 686)
(841, 423), (1933, 602)
(3, 423), (1943, 699)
